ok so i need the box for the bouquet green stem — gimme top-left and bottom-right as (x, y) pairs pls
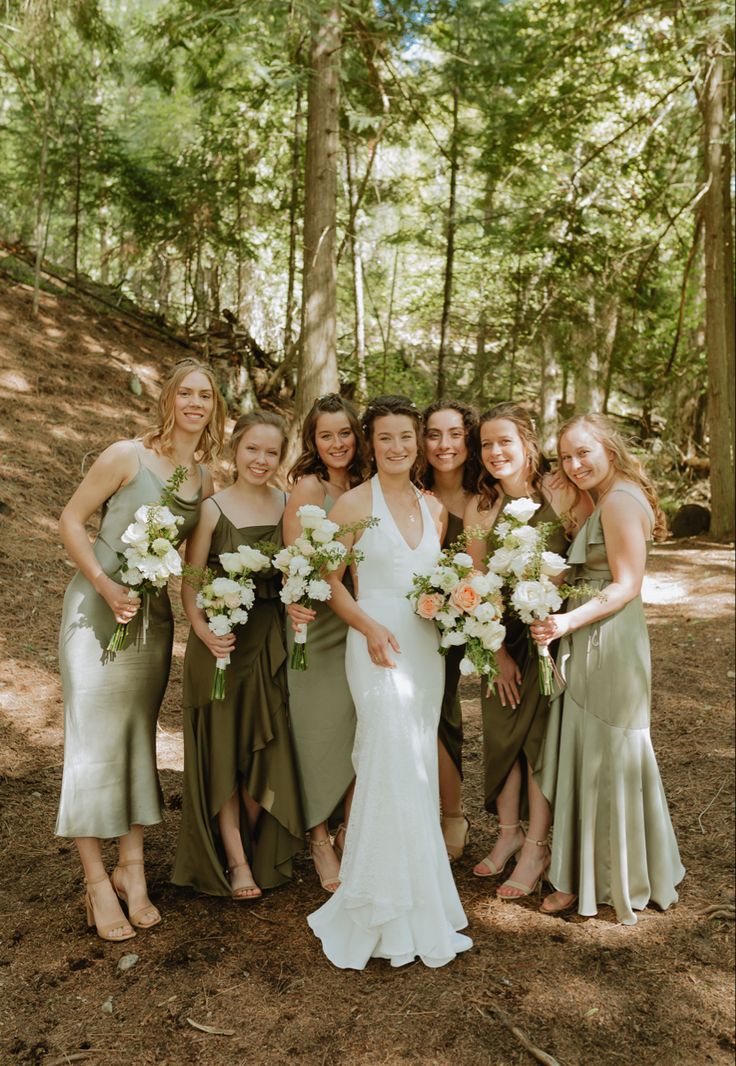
(537, 642), (554, 696)
(211, 654), (230, 700)
(291, 621), (309, 670)
(107, 621), (128, 653)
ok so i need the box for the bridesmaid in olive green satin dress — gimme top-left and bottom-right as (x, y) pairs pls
(465, 403), (591, 902)
(420, 400), (478, 863)
(282, 395), (368, 894)
(56, 359), (225, 942)
(173, 411), (303, 900)
(531, 415), (684, 923)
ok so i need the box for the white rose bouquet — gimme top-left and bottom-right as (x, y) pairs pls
(107, 466), (188, 654)
(194, 543), (274, 700)
(485, 497), (572, 695)
(408, 536), (506, 681)
(274, 504), (376, 670)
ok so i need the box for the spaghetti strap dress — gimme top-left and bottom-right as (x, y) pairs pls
(172, 507), (304, 894)
(535, 484), (685, 924)
(56, 449), (203, 839)
(286, 487), (356, 829)
(438, 512), (465, 776)
(307, 476), (472, 968)
(480, 493), (568, 815)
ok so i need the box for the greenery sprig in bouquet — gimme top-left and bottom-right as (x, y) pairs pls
(408, 533), (506, 681)
(107, 465), (188, 654)
(274, 504), (377, 670)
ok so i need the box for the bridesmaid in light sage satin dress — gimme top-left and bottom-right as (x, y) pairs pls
(532, 415), (684, 924)
(283, 395), (368, 894)
(420, 400), (478, 863)
(56, 359), (224, 942)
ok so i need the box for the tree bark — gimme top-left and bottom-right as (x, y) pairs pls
(540, 323), (560, 454)
(296, 1), (341, 424)
(437, 81), (460, 400)
(700, 39), (735, 538)
(32, 90), (50, 315)
(345, 142), (367, 398)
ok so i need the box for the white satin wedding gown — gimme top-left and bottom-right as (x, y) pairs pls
(307, 475), (473, 968)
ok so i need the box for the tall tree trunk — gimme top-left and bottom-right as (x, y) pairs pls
(345, 141), (366, 398)
(437, 81), (460, 400)
(284, 70), (304, 367)
(72, 116), (82, 280)
(701, 37), (735, 537)
(32, 90), (50, 315)
(540, 321), (560, 454)
(296, 1), (341, 425)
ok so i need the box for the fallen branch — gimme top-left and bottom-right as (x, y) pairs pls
(475, 1003), (562, 1066)
(696, 904), (735, 921)
(44, 1053), (109, 1066)
(186, 1019), (235, 1036)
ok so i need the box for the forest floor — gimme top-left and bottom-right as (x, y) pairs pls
(0, 277), (734, 1066)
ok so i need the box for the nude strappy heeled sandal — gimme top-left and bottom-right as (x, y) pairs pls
(85, 874), (136, 942)
(497, 837), (551, 900)
(111, 859), (162, 928)
(473, 822), (525, 877)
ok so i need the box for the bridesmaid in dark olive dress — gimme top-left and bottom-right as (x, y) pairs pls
(420, 400), (478, 863)
(464, 403), (591, 901)
(56, 359), (225, 942)
(173, 411), (303, 900)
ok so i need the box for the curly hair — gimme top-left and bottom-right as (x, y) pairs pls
(474, 402), (548, 513)
(420, 399), (479, 494)
(140, 358), (226, 464)
(557, 414), (667, 539)
(288, 394), (368, 487)
(230, 409), (287, 481)
(362, 394), (425, 485)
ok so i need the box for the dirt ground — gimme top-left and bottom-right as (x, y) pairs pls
(0, 278), (734, 1066)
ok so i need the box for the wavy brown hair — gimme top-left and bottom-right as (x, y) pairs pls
(140, 358), (226, 464)
(230, 409), (287, 481)
(557, 414), (667, 539)
(362, 394), (425, 485)
(474, 402), (548, 513)
(420, 399), (479, 494)
(288, 394), (368, 487)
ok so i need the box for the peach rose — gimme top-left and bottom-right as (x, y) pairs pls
(416, 592), (443, 620)
(450, 579), (482, 613)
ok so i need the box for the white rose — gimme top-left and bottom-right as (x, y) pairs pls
(311, 521), (340, 544)
(133, 504), (153, 524)
(509, 550), (534, 579)
(432, 567), (460, 592)
(121, 522), (149, 550)
(459, 657), (476, 677)
(440, 630), (467, 648)
(435, 608), (460, 628)
(307, 578), (331, 601)
(238, 545), (271, 572)
(229, 607), (250, 625)
(511, 579), (561, 623)
(469, 571), (503, 595)
(479, 618), (505, 652)
(288, 555), (311, 577)
(504, 497), (541, 524)
(121, 567), (142, 586)
(273, 547), (293, 572)
(208, 614), (232, 636)
(294, 536), (316, 557)
(211, 577), (241, 599)
(219, 551), (245, 575)
(452, 552), (474, 569)
(472, 601), (500, 624)
(541, 551), (568, 578)
(297, 504), (328, 529)
(494, 520), (511, 540)
(149, 536), (171, 557)
(512, 524), (540, 547)
(160, 546), (183, 576)
(487, 547), (515, 574)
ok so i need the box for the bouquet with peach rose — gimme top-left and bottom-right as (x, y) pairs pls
(408, 539), (506, 680)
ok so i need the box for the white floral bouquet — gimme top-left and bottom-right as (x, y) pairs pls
(485, 497), (570, 694)
(195, 543), (274, 700)
(408, 541), (506, 680)
(274, 504), (376, 670)
(107, 466), (188, 653)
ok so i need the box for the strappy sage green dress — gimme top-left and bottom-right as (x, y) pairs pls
(56, 454), (202, 839)
(535, 484), (685, 924)
(480, 493), (568, 816)
(285, 490), (357, 830)
(438, 512), (465, 777)
(172, 510), (304, 894)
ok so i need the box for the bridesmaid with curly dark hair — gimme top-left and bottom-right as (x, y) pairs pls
(420, 400), (478, 862)
(283, 394), (369, 894)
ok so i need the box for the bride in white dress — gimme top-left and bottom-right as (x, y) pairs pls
(307, 395), (473, 969)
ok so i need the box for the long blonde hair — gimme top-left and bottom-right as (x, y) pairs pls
(141, 358), (226, 463)
(558, 414), (667, 539)
(474, 402), (548, 512)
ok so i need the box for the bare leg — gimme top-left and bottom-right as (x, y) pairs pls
(240, 781), (262, 838)
(76, 837), (133, 939)
(112, 824), (161, 927)
(497, 765), (551, 898)
(218, 788), (261, 899)
(473, 759), (525, 876)
(438, 738), (463, 814)
(308, 820), (340, 892)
